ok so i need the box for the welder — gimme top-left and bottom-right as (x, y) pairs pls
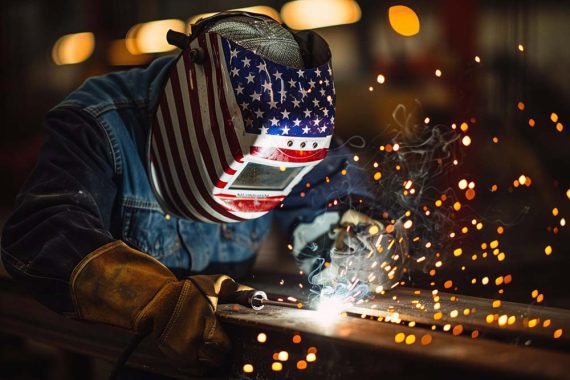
(0, 11), (403, 375)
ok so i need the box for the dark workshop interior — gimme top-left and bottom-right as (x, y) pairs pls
(1, 0), (569, 379)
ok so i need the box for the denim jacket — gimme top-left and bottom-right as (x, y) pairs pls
(1, 56), (373, 313)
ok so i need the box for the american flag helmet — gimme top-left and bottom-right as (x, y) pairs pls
(149, 12), (335, 223)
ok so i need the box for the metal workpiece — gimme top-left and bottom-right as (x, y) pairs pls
(2, 276), (570, 379)
(216, 303), (570, 379)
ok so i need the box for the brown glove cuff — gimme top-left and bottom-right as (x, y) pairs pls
(70, 241), (177, 330)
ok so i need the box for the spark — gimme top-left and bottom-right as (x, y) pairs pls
(394, 332), (405, 343)
(421, 334), (433, 345)
(435, 69), (442, 77)
(474, 55), (481, 63)
(452, 325), (464, 335)
(377, 74), (386, 84)
(368, 86), (374, 92)
(498, 315), (508, 326)
(518, 44), (524, 52)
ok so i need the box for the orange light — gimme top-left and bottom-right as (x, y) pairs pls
(52, 32), (95, 65)
(388, 5), (420, 37)
(528, 118), (536, 127)
(550, 113), (559, 123)
(189, 6), (281, 25)
(517, 101), (525, 111)
(297, 360), (308, 370)
(127, 19), (186, 54)
(282, 0), (361, 30)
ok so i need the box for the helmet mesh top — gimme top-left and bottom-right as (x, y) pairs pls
(204, 15), (304, 68)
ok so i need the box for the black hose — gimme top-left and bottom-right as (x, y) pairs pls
(108, 327), (152, 380)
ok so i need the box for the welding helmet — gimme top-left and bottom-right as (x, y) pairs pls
(149, 11), (336, 223)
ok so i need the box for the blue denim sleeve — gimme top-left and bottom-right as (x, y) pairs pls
(273, 138), (376, 272)
(1, 108), (117, 313)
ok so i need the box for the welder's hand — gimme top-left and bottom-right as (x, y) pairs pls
(70, 241), (251, 374)
(312, 210), (408, 292)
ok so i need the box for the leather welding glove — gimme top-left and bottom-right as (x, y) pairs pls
(70, 240), (252, 374)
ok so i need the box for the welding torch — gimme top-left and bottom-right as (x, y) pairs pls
(231, 290), (302, 310)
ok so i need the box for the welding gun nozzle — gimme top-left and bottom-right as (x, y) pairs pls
(249, 290), (267, 310)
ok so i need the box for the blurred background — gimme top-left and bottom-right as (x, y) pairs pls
(0, 0), (568, 326)
(0, 1), (569, 378)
